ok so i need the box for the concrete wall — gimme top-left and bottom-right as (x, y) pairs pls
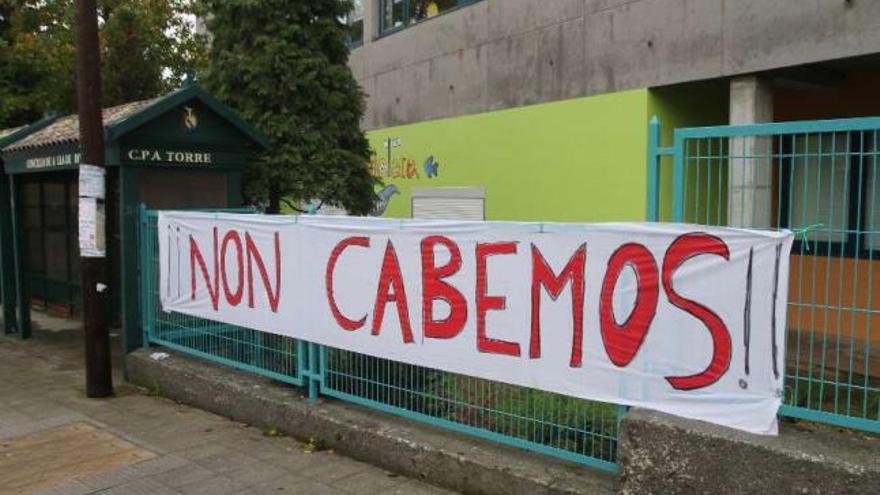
(352, 0), (880, 130)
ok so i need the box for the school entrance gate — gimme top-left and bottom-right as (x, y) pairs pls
(648, 116), (879, 433)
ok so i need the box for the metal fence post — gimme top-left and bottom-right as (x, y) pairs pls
(647, 116), (661, 222)
(308, 342), (321, 400)
(672, 131), (685, 222)
(138, 203), (151, 348)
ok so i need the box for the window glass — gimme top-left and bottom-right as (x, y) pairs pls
(68, 233), (80, 280)
(347, 0), (364, 45)
(44, 232), (68, 280)
(68, 180), (78, 229)
(22, 182), (40, 207)
(26, 230), (44, 274)
(42, 182), (66, 229)
(384, 0), (405, 31)
(382, 0), (466, 33)
(789, 133), (850, 244)
(409, 0), (458, 24)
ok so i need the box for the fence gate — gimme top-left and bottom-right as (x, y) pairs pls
(138, 205), (622, 472)
(648, 117), (879, 433)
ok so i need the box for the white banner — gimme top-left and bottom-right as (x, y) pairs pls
(158, 212), (793, 434)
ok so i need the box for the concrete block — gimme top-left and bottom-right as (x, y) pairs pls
(484, 36), (513, 112)
(486, 0), (584, 41)
(618, 408), (880, 495)
(348, 49), (367, 81)
(722, 0), (880, 76)
(125, 349), (617, 495)
(537, 18), (586, 103)
(504, 29), (542, 108)
(422, 47), (487, 121)
(557, 17), (587, 100)
(587, 0), (723, 91)
(582, 8), (616, 95)
(366, 27), (423, 76)
(584, 0), (641, 15)
(370, 61), (430, 129)
(417, 4), (492, 62)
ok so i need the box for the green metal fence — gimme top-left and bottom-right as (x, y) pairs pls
(648, 116), (880, 433)
(320, 347), (621, 469)
(139, 205), (621, 472)
(140, 207), (305, 387)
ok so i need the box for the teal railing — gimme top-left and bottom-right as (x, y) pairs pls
(139, 207), (305, 388)
(648, 117), (879, 433)
(138, 206), (622, 472)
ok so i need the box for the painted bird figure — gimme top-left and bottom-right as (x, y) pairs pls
(423, 155), (440, 178)
(371, 184), (400, 216)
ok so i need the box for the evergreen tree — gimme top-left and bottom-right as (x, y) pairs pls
(200, 0), (378, 215)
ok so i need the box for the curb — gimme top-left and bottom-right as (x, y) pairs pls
(125, 348), (617, 495)
(619, 408), (880, 494)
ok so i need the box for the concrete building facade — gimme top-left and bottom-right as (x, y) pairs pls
(342, 0), (880, 224)
(351, 0), (880, 130)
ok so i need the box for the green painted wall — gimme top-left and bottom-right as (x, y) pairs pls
(647, 81), (730, 222)
(363, 84), (729, 224)
(366, 89), (651, 222)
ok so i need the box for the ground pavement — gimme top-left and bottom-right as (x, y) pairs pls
(0, 312), (455, 495)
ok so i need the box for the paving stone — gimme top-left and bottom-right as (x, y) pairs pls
(221, 461), (290, 487)
(33, 479), (94, 495)
(78, 464), (147, 490)
(151, 464), (216, 489)
(175, 474), (248, 495)
(383, 481), (460, 495)
(297, 454), (369, 483)
(249, 475), (341, 495)
(0, 314), (457, 495)
(92, 477), (182, 495)
(130, 454), (191, 476)
(329, 469), (402, 494)
(193, 450), (261, 474)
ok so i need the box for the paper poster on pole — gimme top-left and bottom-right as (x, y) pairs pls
(78, 164), (106, 258)
(78, 197), (105, 257)
(157, 212), (793, 435)
(78, 164), (105, 199)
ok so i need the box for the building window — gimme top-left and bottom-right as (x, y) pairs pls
(780, 131), (879, 257)
(343, 0), (365, 47)
(381, 0), (477, 34)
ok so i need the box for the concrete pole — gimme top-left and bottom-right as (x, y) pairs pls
(728, 75), (773, 228)
(363, 0), (381, 44)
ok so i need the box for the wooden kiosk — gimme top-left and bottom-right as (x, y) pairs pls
(0, 84), (269, 351)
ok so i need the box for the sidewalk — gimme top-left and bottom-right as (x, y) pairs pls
(0, 312), (455, 495)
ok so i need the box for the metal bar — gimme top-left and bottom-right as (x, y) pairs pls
(780, 405), (879, 433)
(9, 175), (30, 338)
(678, 116), (880, 139)
(308, 342), (320, 400)
(319, 387), (620, 473)
(138, 203), (151, 348)
(646, 116), (661, 221)
(672, 131), (685, 222)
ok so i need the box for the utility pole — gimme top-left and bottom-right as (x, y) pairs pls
(75, 0), (113, 397)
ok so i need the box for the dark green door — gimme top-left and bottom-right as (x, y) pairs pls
(19, 173), (81, 315)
